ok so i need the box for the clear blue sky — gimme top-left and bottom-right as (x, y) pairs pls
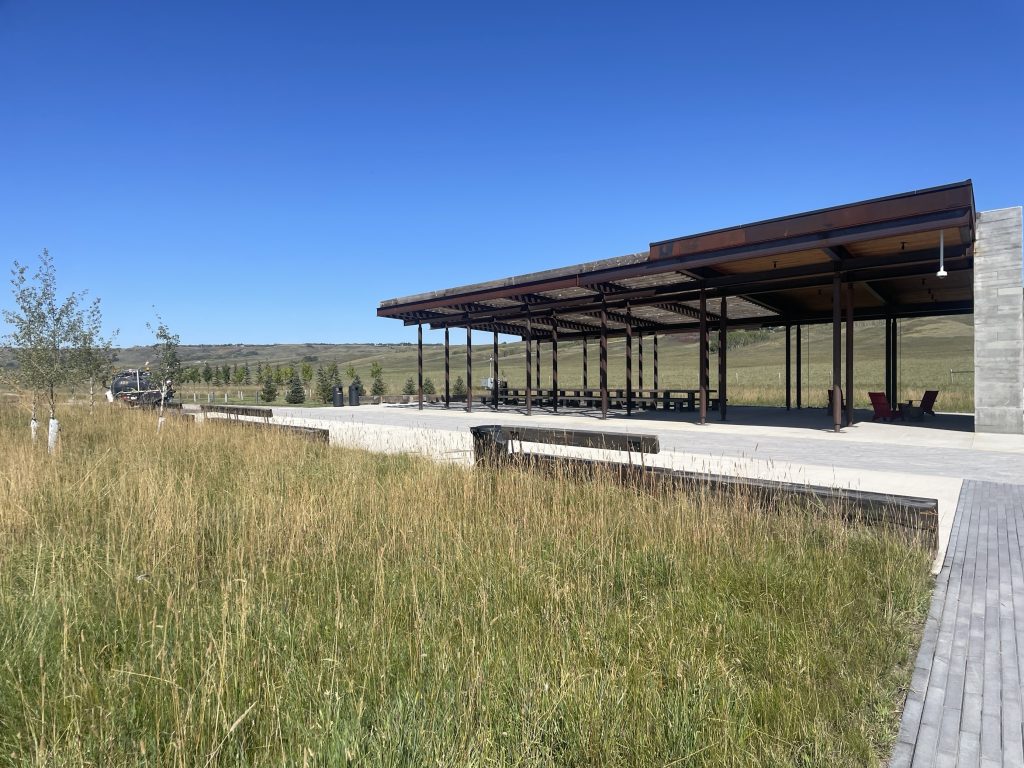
(1, 1), (1021, 346)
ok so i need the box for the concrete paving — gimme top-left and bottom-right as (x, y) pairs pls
(889, 481), (1024, 768)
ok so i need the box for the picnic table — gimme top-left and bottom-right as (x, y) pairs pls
(499, 388), (719, 411)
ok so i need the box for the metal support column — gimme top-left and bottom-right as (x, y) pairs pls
(653, 334), (659, 390)
(832, 274), (842, 432)
(625, 306), (633, 416)
(444, 326), (450, 408)
(785, 324), (791, 411)
(719, 296), (727, 420)
(795, 324), (802, 409)
(535, 339), (541, 406)
(582, 337), (588, 390)
(600, 307), (608, 419)
(417, 323), (424, 411)
(551, 324), (558, 413)
(492, 330), (499, 411)
(884, 317), (893, 405)
(846, 283), (854, 426)
(466, 327), (473, 413)
(525, 319), (532, 416)
(699, 287), (708, 425)
(638, 332), (643, 392)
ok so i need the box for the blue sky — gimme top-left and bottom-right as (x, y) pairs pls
(1, 1), (1021, 346)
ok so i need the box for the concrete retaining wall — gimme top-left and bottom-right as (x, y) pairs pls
(974, 207), (1024, 434)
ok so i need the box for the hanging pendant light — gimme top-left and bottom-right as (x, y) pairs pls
(937, 230), (948, 278)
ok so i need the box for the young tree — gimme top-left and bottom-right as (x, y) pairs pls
(260, 375), (278, 403)
(344, 364), (357, 382)
(452, 376), (467, 397)
(402, 377), (416, 395)
(231, 364), (244, 386)
(220, 364), (231, 384)
(350, 374), (365, 397)
(423, 377), (436, 395)
(75, 297), (117, 412)
(285, 373), (306, 404)
(369, 361), (387, 396)
(2, 250), (97, 451)
(315, 365), (331, 403)
(212, 367), (222, 386)
(301, 362), (314, 387)
(147, 313), (181, 429)
(242, 363), (251, 385)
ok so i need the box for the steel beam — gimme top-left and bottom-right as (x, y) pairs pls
(795, 323), (802, 409)
(600, 307), (608, 419)
(832, 275), (841, 433)
(492, 330), (499, 411)
(785, 324), (791, 411)
(699, 287), (708, 425)
(444, 326), (450, 408)
(466, 327), (472, 413)
(846, 282), (854, 426)
(719, 296), (727, 420)
(525, 318), (532, 415)
(552, 324), (558, 413)
(625, 307), (633, 416)
(417, 323), (423, 411)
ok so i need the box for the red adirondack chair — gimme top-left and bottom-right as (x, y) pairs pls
(918, 390), (938, 416)
(868, 392), (903, 421)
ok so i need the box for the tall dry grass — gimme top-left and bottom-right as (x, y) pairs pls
(0, 404), (932, 766)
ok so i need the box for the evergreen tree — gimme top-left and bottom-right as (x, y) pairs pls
(370, 361), (387, 395)
(202, 363), (213, 383)
(301, 362), (314, 386)
(315, 365), (334, 403)
(452, 376), (467, 397)
(402, 377), (416, 395)
(285, 374), (305, 404)
(350, 374), (365, 396)
(242, 363), (251, 385)
(260, 375), (278, 403)
(423, 377), (436, 395)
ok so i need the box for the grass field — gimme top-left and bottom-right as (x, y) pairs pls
(0, 404), (934, 766)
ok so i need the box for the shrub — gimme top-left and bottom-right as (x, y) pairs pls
(285, 374), (305, 404)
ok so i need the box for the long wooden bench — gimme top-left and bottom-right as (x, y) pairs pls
(200, 404), (273, 421)
(470, 424), (659, 465)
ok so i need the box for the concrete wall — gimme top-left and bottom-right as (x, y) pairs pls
(974, 207), (1024, 434)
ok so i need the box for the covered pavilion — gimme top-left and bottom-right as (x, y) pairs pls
(378, 181), (1022, 434)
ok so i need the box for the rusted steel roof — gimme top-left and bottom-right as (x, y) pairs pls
(378, 180), (976, 340)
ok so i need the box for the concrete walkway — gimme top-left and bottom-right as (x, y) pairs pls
(890, 481), (1024, 768)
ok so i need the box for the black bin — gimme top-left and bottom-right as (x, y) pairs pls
(469, 425), (509, 466)
(348, 383), (360, 406)
(332, 385), (344, 407)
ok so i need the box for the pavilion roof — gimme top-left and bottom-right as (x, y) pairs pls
(378, 180), (976, 340)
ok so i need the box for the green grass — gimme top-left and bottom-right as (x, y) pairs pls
(0, 404), (933, 766)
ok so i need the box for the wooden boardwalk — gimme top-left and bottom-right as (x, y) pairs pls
(891, 481), (1024, 767)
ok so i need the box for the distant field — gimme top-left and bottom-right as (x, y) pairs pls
(4, 316), (974, 412)
(0, 405), (933, 766)
(161, 316), (975, 413)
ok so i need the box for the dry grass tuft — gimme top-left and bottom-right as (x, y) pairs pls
(0, 404), (932, 766)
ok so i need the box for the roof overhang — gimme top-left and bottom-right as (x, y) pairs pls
(378, 180), (976, 340)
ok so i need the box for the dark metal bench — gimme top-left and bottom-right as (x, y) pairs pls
(470, 424), (659, 465)
(200, 404), (272, 421)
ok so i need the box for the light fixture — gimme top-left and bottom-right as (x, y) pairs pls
(937, 230), (948, 278)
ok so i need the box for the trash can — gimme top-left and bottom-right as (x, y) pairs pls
(332, 385), (344, 407)
(348, 383), (360, 406)
(469, 425), (509, 466)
